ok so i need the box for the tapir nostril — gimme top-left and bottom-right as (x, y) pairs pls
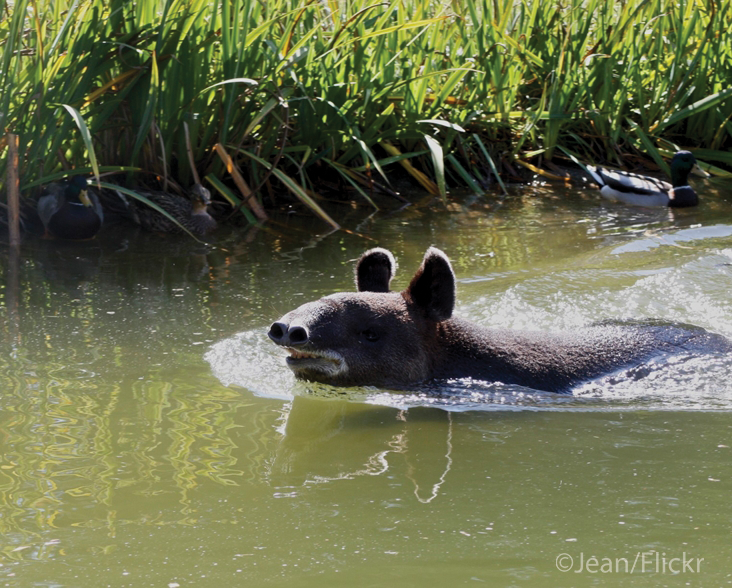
(268, 322), (309, 346)
(288, 326), (309, 345)
(268, 322), (287, 342)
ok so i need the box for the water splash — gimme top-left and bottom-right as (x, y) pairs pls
(206, 328), (732, 412)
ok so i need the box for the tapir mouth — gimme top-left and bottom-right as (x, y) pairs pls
(288, 350), (321, 360)
(284, 347), (346, 377)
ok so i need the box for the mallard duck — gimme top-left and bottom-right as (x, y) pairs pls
(128, 184), (217, 236)
(37, 175), (103, 239)
(587, 151), (707, 208)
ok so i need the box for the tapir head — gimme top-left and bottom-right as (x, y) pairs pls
(268, 247), (456, 387)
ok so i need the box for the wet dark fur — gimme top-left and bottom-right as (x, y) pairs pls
(268, 247), (731, 393)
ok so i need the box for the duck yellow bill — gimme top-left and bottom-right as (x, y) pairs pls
(79, 189), (93, 206)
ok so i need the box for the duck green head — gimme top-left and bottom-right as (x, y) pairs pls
(67, 175), (92, 206)
(670, 151), (707, 186)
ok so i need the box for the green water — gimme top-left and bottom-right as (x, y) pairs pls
(2, 182), (732, 586)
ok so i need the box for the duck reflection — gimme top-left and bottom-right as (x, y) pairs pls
(32, 238), (103, 293)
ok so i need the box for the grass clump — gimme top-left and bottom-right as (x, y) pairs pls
(2, 0), (731, 224)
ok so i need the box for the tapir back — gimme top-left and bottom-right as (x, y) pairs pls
(431, 318), (731, 392)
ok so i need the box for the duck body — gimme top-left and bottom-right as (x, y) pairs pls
(587, 151), (702, 208)
(130, 184), (217, 236)
(38, 175), (103, 239)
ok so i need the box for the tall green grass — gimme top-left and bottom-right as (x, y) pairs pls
(2, 0), (731, 223)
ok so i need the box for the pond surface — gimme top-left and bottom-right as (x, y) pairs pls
(2, 179), (732, 586)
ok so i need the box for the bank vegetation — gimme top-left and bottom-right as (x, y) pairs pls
(2, 0), (732, 226)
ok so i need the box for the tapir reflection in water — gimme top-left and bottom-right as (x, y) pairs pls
(268, 247), (731, 393)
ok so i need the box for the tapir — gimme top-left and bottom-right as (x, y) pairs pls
(268, 247), (731, 393)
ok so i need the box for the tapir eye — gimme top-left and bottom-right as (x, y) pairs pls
(360, 329), (380, 342)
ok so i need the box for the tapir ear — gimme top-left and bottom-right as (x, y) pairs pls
(355, 248), (397, 292)
(405, 247), (455, 321)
